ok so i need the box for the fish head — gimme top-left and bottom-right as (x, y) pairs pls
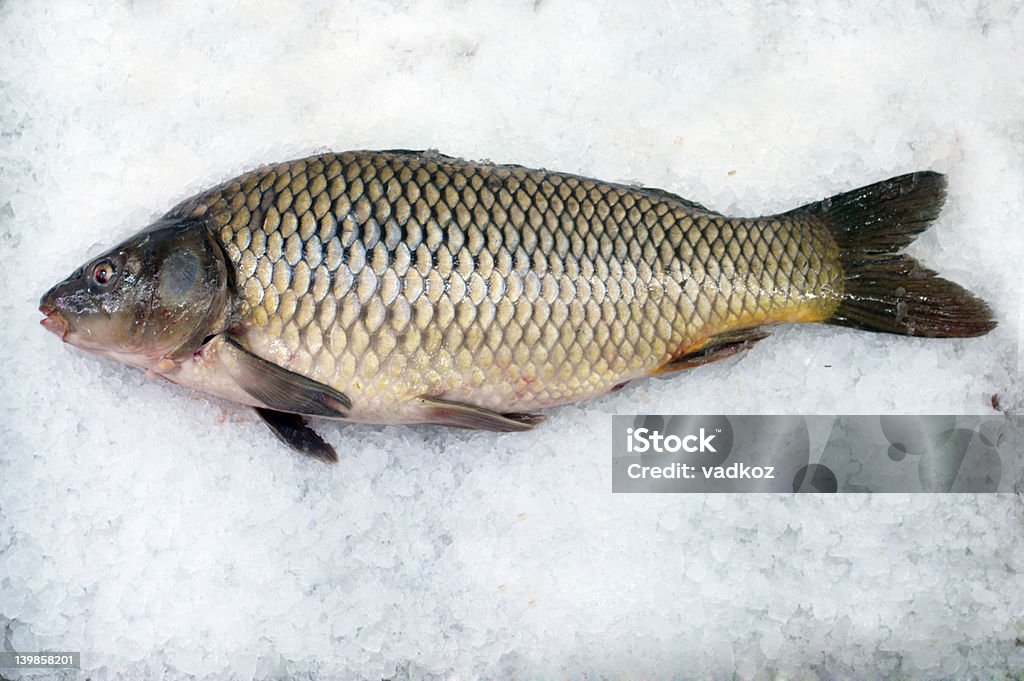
(39, 218), (230, 370)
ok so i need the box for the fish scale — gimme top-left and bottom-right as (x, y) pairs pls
(164, 150), (842, 420)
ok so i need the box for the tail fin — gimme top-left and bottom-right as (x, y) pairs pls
(798, 171), (996, 338)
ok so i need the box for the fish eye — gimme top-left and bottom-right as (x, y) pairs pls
(92, 260), (116, 285)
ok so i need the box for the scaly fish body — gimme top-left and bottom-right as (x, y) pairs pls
(167, 150), (842, 421)
(40, 150), (994, 461)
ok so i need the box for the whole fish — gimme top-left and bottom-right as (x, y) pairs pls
(40, 151), (995, 462)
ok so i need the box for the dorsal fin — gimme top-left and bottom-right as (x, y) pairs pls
(379, 150), (718, 213)
(380, 148), (465, 163)
(630, 184), (716, 214)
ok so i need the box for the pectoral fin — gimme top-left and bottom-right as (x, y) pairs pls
(219, 335), (351, 417)
(655, 328), (770, 376)
(416, 396), (546, 431)
(254, 408), (338, 464)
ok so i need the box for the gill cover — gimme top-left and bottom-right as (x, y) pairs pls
(141, 218), (231, 358)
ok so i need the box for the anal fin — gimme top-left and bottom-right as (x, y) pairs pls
(655, 328), (770, 376)
(416, 396), (546, 432)
(254, 407), (338, 464)
(219, 335), (351, 417)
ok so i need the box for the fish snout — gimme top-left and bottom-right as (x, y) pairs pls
(39, 289), (71, 341)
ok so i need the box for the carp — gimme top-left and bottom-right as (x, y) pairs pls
(40, 151), (995, 461)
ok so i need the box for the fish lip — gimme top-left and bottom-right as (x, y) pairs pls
(39, 304), (70, 341)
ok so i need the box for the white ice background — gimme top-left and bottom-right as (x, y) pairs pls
(1, 1), (1022, 679)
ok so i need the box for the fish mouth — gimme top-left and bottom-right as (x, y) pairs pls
(39, 304), (70, 341)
